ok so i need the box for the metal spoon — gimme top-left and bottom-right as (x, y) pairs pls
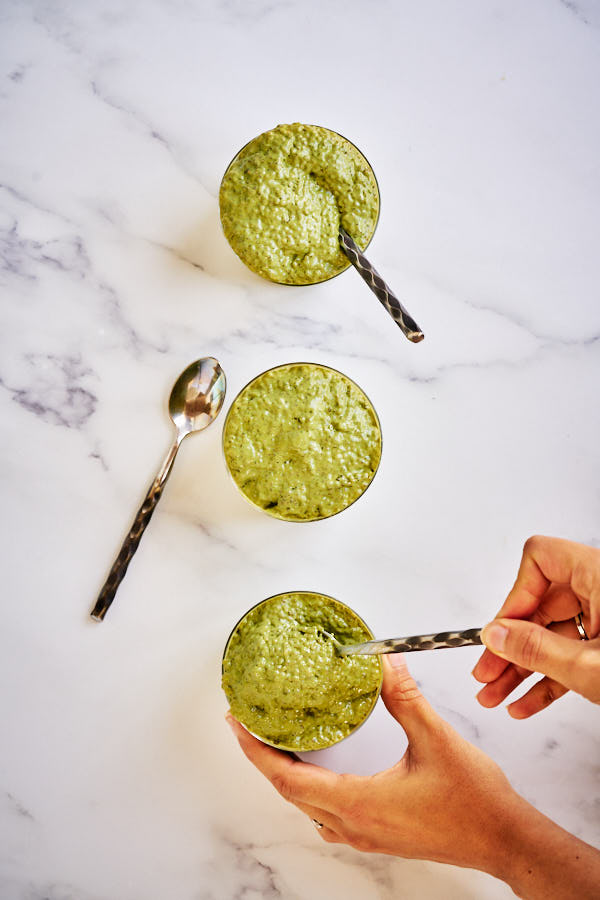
(339, 227), (424, 343)
(90, 357), (227, 622)
(324, 627), (483, 655)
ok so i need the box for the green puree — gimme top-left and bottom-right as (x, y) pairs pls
(219, 123), (380, 284)
(222, 592), (382, 750)
(223, 363), (382, 521)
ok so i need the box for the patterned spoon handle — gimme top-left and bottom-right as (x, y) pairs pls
(338, 627), (483, 655)
(339, 227), (424, 343)
(90, 439), (179, 622)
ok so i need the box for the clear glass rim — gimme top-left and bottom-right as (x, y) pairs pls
(222, 590), (384, 752)
(221, 361), (383, 523)
(219, 122), (381, 286)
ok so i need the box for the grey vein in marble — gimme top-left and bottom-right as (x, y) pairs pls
(8, 65), (28, 83)
(0, 219), (89, 284)
(89, 446), (109, 471)
(145, 237), (206, 272)
(88, 79), (213, 195)
(198, 836), (283, 900)
(558, 0), (600, 27)
(0, 188), (167, 357)
(0, 354), (98, 429)
(5, 791), (35, 822)
(0, 183), (77, 228)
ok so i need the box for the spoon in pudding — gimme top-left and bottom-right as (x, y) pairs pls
(324, 626), (482, 655)
(91, 357), (226, 622)
(219, 123), (423, 342)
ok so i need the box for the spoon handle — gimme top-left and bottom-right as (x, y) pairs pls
(338, 627), (483, 655)
(90, 439), (180, 622)
(338, 227), (424, 343)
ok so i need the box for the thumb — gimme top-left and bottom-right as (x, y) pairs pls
(481, 618), (588, 695)
(380, 654), (442, 743)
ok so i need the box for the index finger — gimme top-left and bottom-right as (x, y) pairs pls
(226, 714), (344, 812)
(498, 536), (600, 637)
(473, 536), (568, 684)
(496, 535), (584, 620)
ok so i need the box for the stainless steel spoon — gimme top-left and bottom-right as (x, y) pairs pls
(339, 227), (424, 343)
(91, 357), (227, 622)
(324, 627), (483, 655)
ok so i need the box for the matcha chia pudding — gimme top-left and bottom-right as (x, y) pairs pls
(219, 123), (380, 284)
(222, 592), (382, 751)
(222, 363), (382, 521)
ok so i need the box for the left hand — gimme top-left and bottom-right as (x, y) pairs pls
(226, 655), (528, 878)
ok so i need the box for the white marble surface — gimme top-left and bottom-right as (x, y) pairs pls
(2, 1), (600, 897)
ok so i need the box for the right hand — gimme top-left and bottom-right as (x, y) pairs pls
(472, 536), (600, 717)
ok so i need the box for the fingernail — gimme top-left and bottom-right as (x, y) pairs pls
(225, 712), (236, 731)
(475, 688), (494, 708)
(481, 623), (509, 652)
(387, 653), (404, 668)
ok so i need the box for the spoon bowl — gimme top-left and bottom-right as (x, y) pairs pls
(91, 357), (226, 622)
(169, 357), (226, 436)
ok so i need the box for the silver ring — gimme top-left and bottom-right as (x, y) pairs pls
(311, 818), (324, 829)
(574, 613), (589, 641)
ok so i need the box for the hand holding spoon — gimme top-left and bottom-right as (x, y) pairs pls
(324, 626), (482, 655)
(91, 357), (226, 622)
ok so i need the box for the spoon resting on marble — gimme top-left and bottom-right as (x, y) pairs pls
(90, 357), (227, 622)
(338, 227), (424, 343)
(324, 626), (482, 655)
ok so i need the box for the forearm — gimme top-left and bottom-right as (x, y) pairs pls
(491, 798), (600, 899)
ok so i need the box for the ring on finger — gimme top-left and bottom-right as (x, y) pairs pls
(311, 818), (324, 830)
(574, 613), (589, 641)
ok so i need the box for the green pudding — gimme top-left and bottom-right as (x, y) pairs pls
(222, 363), (382, 521)
(219, 123), (380, 284)
(222, 592), (382, 751)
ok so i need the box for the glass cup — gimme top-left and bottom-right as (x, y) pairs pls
(222, 361), (382, 522)
(219, 123), (381, 286)
(222, 591), (383, 752)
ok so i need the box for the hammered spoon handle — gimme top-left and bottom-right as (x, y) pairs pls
(90, 447), (177, 622)
(326, 627), (483, 656)
(339, 227), (424, 343)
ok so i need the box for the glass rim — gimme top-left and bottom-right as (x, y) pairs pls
(221, 361), (383, 523)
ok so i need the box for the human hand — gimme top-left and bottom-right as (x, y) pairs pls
(227, 653), (600, 897)
(227, 654), (529, 878)
(473, 536), (600, 718)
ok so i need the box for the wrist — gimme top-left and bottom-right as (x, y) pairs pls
(473, 791), (537, 886)
(487, 796), (600, 899)
(492, 797), (548, 892)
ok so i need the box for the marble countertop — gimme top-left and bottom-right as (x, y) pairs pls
(2, 1), (599, 898)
